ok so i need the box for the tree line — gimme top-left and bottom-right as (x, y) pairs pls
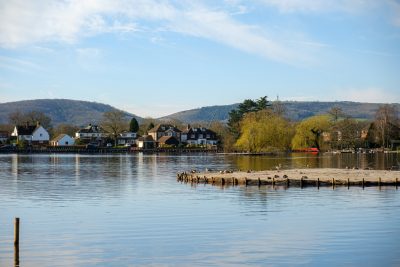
(218, 97), (400, 152)
(2, 97), (399, 151)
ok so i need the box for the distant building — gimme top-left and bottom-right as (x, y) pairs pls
(148, 124), (182, 143)
(0, 131), (9, 144)
(181, 125), (218, 146)
(136, 135), (156, 149)
(75, 124), (108, 144)
(50, 134), (75, 146)
(158, 136), (180, 147)
(11, 122), (50, 144)
(117, 131), (137, 146)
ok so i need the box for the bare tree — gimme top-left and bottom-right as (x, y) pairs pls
(8, 110), (52, 129)
(101, 110), (128, 146)
(374, 104), (399, 148)
(328, 106), (344, 122)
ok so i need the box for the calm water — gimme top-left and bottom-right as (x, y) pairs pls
(0, 153), (399, 267)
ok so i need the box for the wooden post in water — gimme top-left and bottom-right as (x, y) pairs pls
(362, 178), (365, 189)
(378, 177), (381, 188)
(300, 177), (303, 188)
(221, 178), (225, 186)
(332, 178), (335, 189)
(14, 217), (20, 246)
(317, 178), (319, 189)
(14, 242), (19, 267)
(258, 177), (261, 187)
(244, 178), (248, 187)
(396, 178), (398, 190)
(347, 178), (350, 189)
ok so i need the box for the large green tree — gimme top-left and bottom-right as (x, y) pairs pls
(292, 115), (332, 151)
(228, 96), (271, 137)
(235, 110), (293, 152)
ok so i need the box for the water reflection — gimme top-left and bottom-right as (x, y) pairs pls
(231, 152), (399, 171)
(0, 153), (399, 266)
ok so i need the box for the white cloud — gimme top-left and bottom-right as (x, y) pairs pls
(257, 0), (377, 13)
(0, 55), (41, 72)
(0, 0), (315, 64)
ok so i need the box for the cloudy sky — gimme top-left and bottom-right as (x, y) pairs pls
(0, 0), (399, 117)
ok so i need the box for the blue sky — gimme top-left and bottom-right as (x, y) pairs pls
(0, 0), (399, 117)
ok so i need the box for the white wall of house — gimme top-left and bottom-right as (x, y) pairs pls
(11, 127), (18, 137)
(32, 126), (50, 142)
(53, 135), (75, 146)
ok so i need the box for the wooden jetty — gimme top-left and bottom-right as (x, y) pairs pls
(177, 168), (400, 188)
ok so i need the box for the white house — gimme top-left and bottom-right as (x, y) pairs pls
(181, 125), (218, 146)
(50, 134), (75, 146)
(11, 123), (50, 144)
(117, 131), (137, 146)
(75, 124), (108, 143)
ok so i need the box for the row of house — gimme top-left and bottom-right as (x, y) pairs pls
(4, 122), (218, 148)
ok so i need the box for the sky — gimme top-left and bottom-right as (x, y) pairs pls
(0, 0), (400, 118)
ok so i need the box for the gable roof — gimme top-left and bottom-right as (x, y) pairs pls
(15, 125), (37, 135)
(148, 124), (182, 133)
(77, 124), (106, 133)
(51, 134), (72, 142)
(158, 135), (179, 144)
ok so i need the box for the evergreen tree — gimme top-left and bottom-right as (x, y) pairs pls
(129, 117), (139, 132)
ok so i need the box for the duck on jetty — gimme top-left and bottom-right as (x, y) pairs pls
(177, 168), (400, 188)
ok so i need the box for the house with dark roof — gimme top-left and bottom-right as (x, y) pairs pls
(181, 125), (218, 146)
(50, 134), (75, 146)
(158, 135), (180, 147)
(11, 123), (50, 144)
(75, 124), (109, 144)
(148, 124), (182, 143)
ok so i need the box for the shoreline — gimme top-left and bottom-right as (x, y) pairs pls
(177, 168), (400, 187)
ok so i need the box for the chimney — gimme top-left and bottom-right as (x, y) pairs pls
(36, 121), (40, 127)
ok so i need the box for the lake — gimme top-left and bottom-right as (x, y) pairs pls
(0, 153), (399, 266)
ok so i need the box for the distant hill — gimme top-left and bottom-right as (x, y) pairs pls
(161, 101), (400, 123)
(0, 99), (141, 126)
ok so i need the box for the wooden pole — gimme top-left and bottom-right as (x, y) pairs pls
(14, 217), (20, 246)
(14, 242), (19, 267)
(258, 177), (261, 187)
(332, 178), (335, 189)
(362, 178), (365, 189)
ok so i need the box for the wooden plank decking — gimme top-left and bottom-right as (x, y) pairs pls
(177, 168), (400, 187)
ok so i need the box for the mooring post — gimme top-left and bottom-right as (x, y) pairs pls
(347, 178), (350, 189)
(14, 217), (20, 246)
(14, 242), (19, 267)
(244, 178), (248, 187)
(378, 177), (381, 187)
(221, 178), (225, 186)
(396, 178), (398, 189)
(332, 178), (335, 189)
(317, 178), (320, 189)
(258, 177), (261, 187)
(362, 178), (365, 189)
